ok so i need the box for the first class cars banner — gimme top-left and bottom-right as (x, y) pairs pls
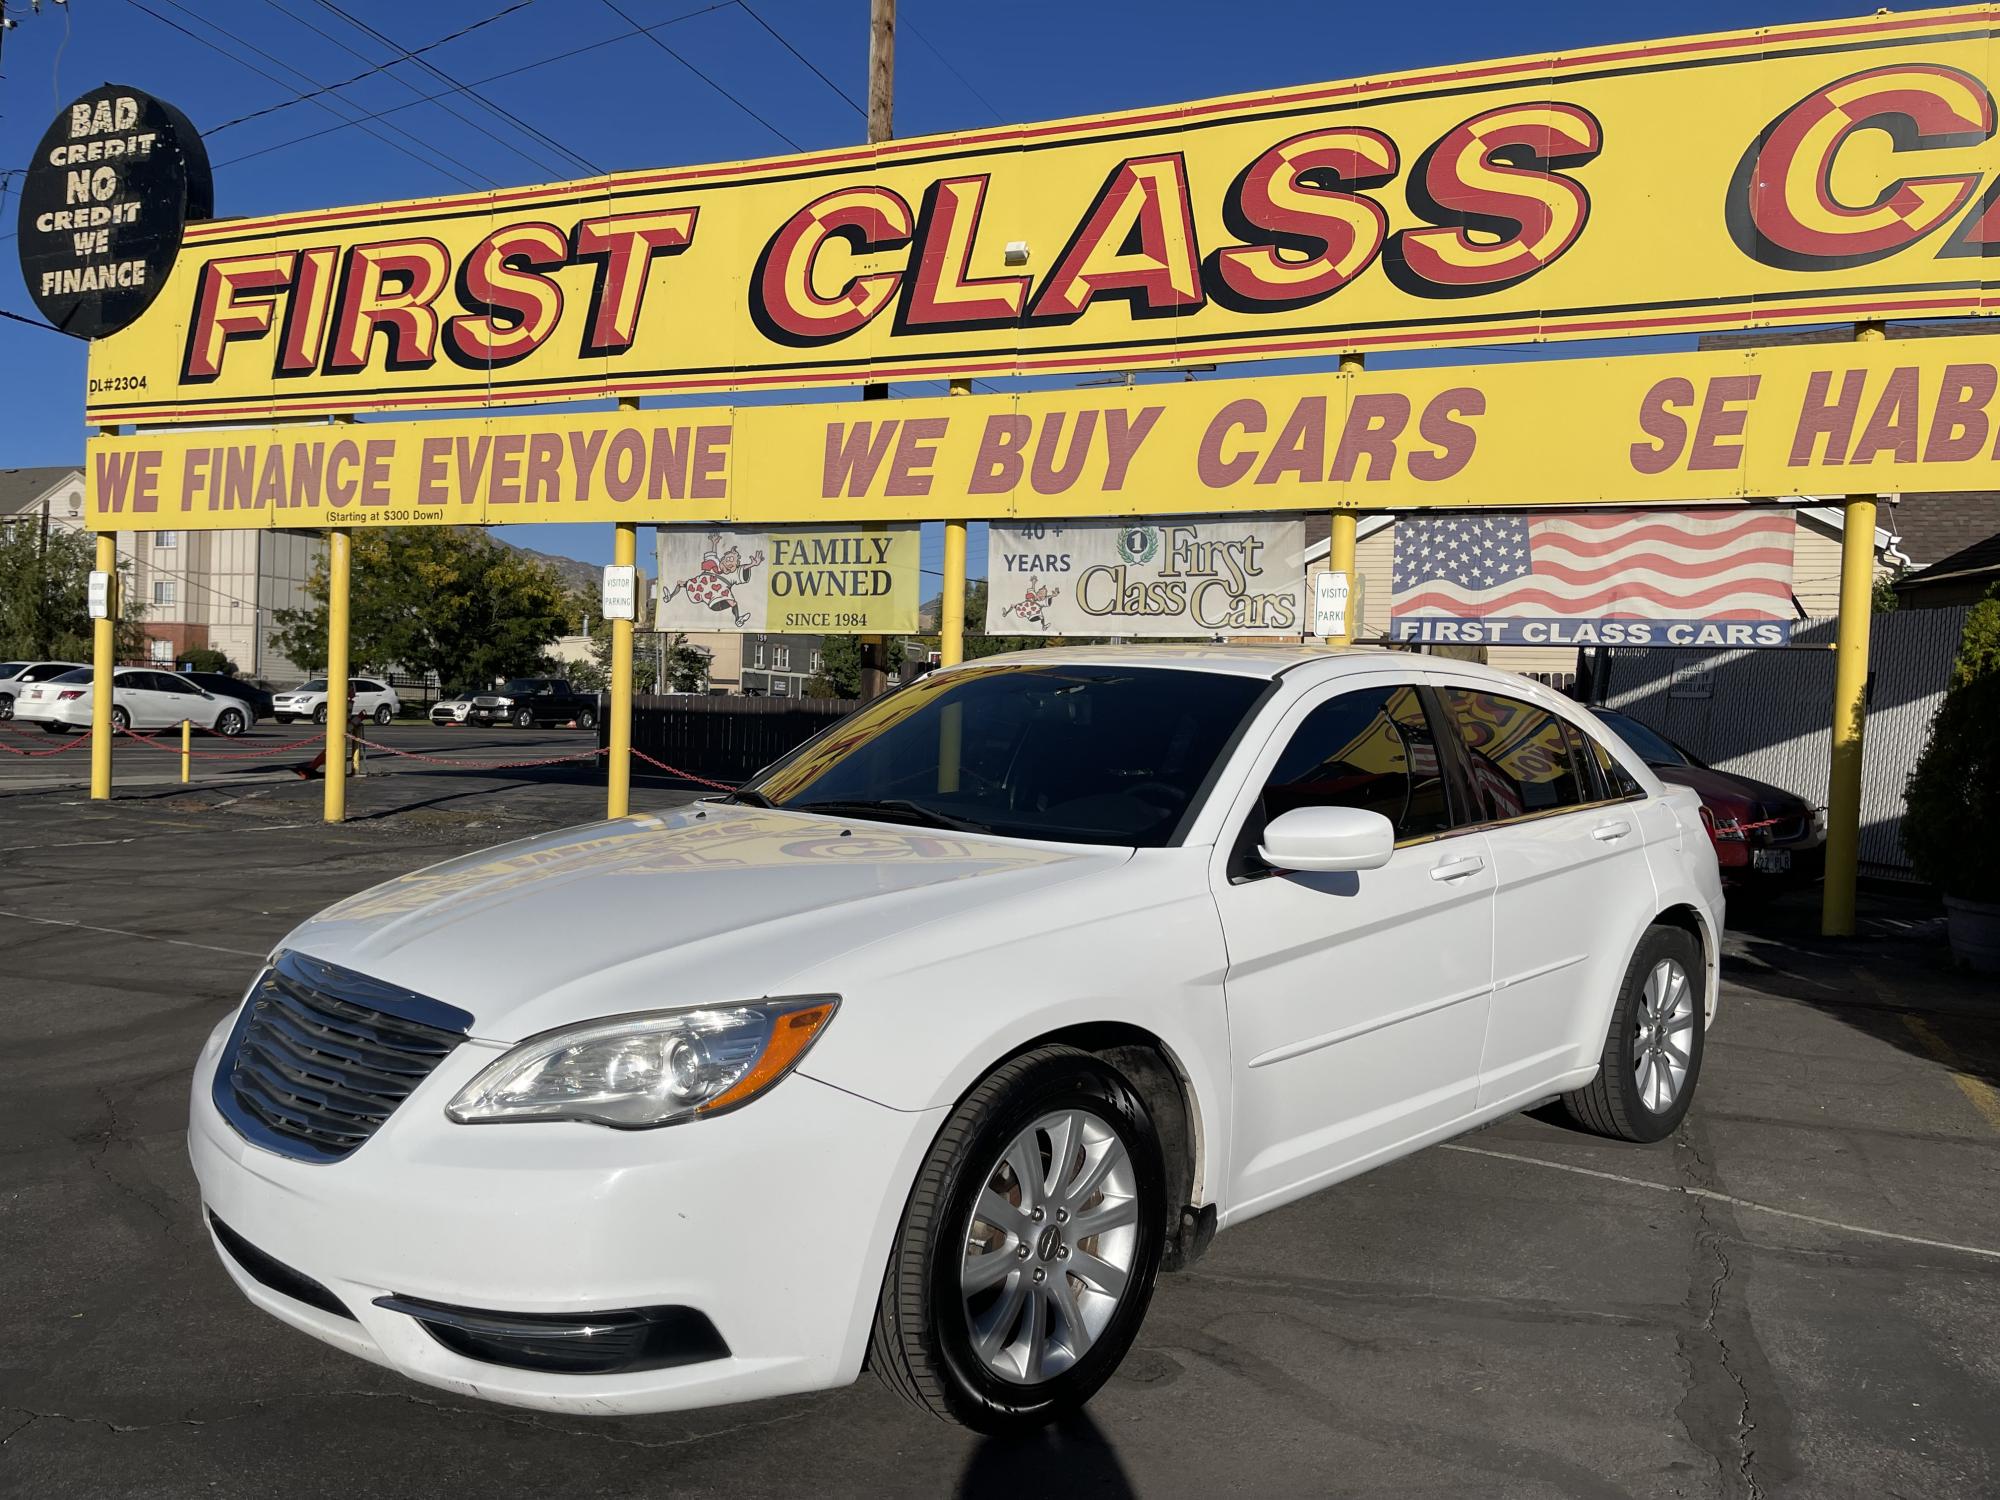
(655, 525), (918, 634)
(79, 7), (2000, 426)
(986, 519), (1309, 637)
(83, 332), (2000, 528)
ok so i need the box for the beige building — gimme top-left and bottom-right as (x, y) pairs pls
(0, 466), (322, 681)
(678, 631), (825, 696)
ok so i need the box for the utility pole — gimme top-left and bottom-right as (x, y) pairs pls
(858, 0), (894, 700)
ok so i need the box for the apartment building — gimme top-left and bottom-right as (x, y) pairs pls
(0, 466), (322, 681)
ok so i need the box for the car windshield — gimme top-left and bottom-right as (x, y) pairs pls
(740, 663), (1269, 848)
(0, 663), (25, 680)
(500, 680), (538, 695)
(50, 668), (91, 685)
(295, 680), (328, 693)
(1595, 710), (1692, 767)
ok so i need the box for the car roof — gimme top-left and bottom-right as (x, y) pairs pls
(953, 642), (1581, 693)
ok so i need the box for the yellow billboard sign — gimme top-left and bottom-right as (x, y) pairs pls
(82, 7), (2000, 426)
(85, 332), (2000, 529)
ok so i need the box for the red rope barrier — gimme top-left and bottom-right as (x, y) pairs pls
(630, 748), (740, 793)
(112, 725), (328, 759)
(0, 731), (92, 757)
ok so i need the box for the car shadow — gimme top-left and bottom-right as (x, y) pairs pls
(956, 1411), (1137, 1499)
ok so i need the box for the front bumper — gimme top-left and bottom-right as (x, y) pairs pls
(188, 1012), (943, 1415)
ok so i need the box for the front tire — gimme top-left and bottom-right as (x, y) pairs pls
(514, 707), (534, 728)
(274, 714), (293, 725)
(1562, 925), (1706, 1143)
(870, 1046), (1166, 1433)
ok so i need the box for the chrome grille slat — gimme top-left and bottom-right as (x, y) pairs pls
(214, 952), (473, 1164)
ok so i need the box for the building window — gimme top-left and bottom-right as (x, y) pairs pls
(148, 639), (173, 663)
(154, 531), (177, 548)
(775, 646), (791, 671)
(152, 580), (175, 605)
(753, 642), (766, 668)
(810, 650), (823, 673)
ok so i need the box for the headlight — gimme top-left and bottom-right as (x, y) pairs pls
(493, 697), (513, 707)
(446, 997), (838, 1128)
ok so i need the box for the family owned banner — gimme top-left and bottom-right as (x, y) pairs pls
(986, 518), (1309, 638)
(656, 525), (919, 634)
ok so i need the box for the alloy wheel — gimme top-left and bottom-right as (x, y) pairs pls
(959, 1108), (1140, 1386)
(1632, 958), (1696, 1111)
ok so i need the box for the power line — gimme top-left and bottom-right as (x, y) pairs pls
(211, 3), (736, 171)
(121, 0), (493, 190)
(596, 0), (801, 151)
(250, 0), (571, 183)
(207, 1), (533, 135)
(902, 15), (1004, 124)
(0, 306), (65, 336)
(734, 0), (861, 118)
(300, 0), (603, 178)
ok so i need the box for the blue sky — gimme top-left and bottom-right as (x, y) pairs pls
(1, 0), (1855, 579)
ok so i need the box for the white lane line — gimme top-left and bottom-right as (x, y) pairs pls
(1440, 1142), (2000, 1262)
(2, 822), (309, 853)
(0, 908), (266, 958)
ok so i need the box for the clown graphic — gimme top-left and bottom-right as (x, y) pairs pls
(1001, 576), (1060, 630)
(662, 533), (766, 627)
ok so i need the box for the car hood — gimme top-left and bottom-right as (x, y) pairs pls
(277, 803), (1127, 1041)
(1651, 761), (1810, 814)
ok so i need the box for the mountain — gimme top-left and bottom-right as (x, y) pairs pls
(500, 538), (612, 597)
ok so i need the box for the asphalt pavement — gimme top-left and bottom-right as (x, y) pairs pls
(1, 753), (1996, 1498)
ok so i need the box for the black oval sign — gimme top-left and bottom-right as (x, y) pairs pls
(16, 85), (213, 340)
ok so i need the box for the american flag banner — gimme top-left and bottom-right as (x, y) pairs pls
(1388, 509), (1798, 648)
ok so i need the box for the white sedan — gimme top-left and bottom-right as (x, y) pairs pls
(18, 665), (253, 736)
(272, 677), (400, 725)
(188, 647), (1721, 1433)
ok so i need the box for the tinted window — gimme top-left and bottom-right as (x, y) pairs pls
(24, 662), (77, 682)
(0, 663), (26, 680)
(51, 667), (90, 685)
(153, 674), (198, 694)
(1257, 685), (1454, 843)
(747, 664), (1268, 848)
(500, 679), (540, 696)
(1593, 710), (1688, 768)
(1438, 688), (1589, 821)
(298, 680), (329, 694)
(1588, 734), (1645, 799)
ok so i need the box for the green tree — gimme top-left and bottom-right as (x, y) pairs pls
(906, 581), (1067, 667)
(181, 646), (238, 675)
(272, 528), (570, 686)
(1953, 583), (2000, 690)
(0, 522), (147, 661)
(807, 635), (865, 697)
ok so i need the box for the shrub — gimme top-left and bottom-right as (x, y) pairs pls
(1904, 672), (2000, 901)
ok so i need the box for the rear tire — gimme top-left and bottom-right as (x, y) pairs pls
(374, 704), (393, 724)
(578, 707), (597, 730)
(111, 706), (130, 732)
(0, 696), (13, 720)
(515, 707), (534, 728)
(870, 1046), (1166, 1434)
(274, 714), (293, 725)
(215, 708), (246, 737)
(1562, 925), (1706, 1143)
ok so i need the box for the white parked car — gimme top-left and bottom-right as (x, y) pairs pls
(188, 648), (1721, 1433)
(0, 659), (85, 719)
(273, 677), (400, 725)
(18, 665), (252, 735)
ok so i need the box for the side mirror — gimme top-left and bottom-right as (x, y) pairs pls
(1258, 805), (1396, 874)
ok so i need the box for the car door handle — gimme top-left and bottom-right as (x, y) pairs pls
(1592, 820), (1632, 842)
(1430, 855), (1485, 882)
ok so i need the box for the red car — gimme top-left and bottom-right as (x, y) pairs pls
(1592, 709), (1826, 889)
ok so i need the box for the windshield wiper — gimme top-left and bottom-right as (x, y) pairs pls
(790, 798), (992, 834)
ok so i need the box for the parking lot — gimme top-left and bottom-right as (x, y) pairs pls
(3, 748), (1997, 1499)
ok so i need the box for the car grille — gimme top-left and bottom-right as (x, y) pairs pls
(213, 951), (474, 1164)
